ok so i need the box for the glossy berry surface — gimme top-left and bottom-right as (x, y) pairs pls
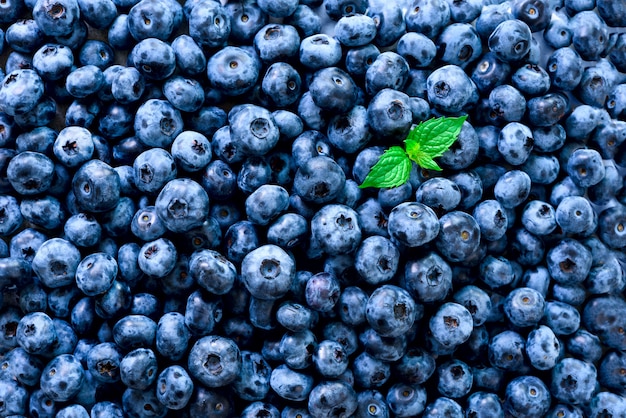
(0, 2), (626, 417)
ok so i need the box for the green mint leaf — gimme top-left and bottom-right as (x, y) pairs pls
(359, 146), (412, 189)
(405, 115), (467, 162)
(411, 151), (442, 171)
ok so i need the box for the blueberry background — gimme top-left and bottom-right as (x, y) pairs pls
(2, 0), (626, 417)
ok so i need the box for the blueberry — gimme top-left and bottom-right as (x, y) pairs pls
(405, 0), (450, 39)
(427, 64), (478, 113)
(241, 244), (295, 302)
(267, 213), (309, 250)
(583, 295), (626, 351)
(32, 44), (74, 81)
(279, 328), (316, 370)
(122, 387), (167, 418)
(7, 150), (56, 196)
(188, 249), (236, 296)
(597, 0), (626, 25)
(596, 350), (626, 395)
(577, 62), (617, 108)
(154, 178), (209, 234)
(587, 392), (626, 417)
(223, 220), (259, 263)
(244, 184), (289, 226)
(130, 205), (166, 242)
(132, 148), (176, 195)
(253, 363), (304, 403)
(544, 300), (582, 336)
(257, 0), (297, 18)
(504, 375), (551, 417)
(487, 329), (526, 371)
(86, 341), (122, 384)
(570, 10), (609, 61)
(0, 378), (28, 416)
(377, 182), (413, 211)
(111, 314), (156, 351)
(366, 0), (406, 47)
(353, 236), (399, 285)
(422, 397), (463, 418)
(547, 404), (584, 418)
(429, 302), (473, 348)
(436, 211), (481, 263)
(310, 204), (361, 255)
(136, 239), (177, 280)
(184, 287), (223, 334)
(71, 159), (121, 213)
(275, 6), (313, 39)
(437, 23), (482, 68)
(119, 348), (158, 391)
(354, 390), (389, 418)
(451, 287), (493, 330)
(77, 39), (114, 69)
(511, 0), (550, 31)
(475, 1), (513, 39)
(224, 0), (267, 43)
(75, 0), (116, 28)
(439, 122), (479, 170)
(0, 0), (24, 24)
(367, 88), (413, 141)
(40, 354), (85, 402)
(494, 169), (531, 209)
(472, 199), (507, 241)
(334, 14), (376, 47)
(0, 195), (22, 237)
(298, 34), (341, 71)
(91, 401), (125, 418)
(307, 67), (359, 115)
(526, 325), (561, 370)
(31, 238), (81, 289)
(0, 346), (44, 387)
(127, 38), (176, 82)
(187, 0), (230, 48)
(276, 302), (317, 331)
(465, 392), (503, 418)
(154, 365), (194, 410)
(488, 19), (532, 62)
(351, 350), (390, 389)
(240, 402), (280, 418)
(32, 0), (80, 37)
(546, 238), (593, 286)
(544, 8), (572, 49)
(56, 404), (90, 418)
(436, 359), (473, 399)
(365, 51), (409, 97)
(94, 279), (132, 319)
(127, 0), (175, 41)
(384, 383), (427, 417)
(363, 284), (418, 338)
(470, 52), (512, 96)
(64, 65), (104, 99)
(188, 386), (234, 417)
(251, 24), (299, 65)
(415, 177), (461, 215)
(153, 313), (189, 362)
(551, 357), (598, 405)
(75, 252), (117, 297)
(359, 327), (408, 363)
(387, 202), (439, 248)
(403, 251), (452, 303)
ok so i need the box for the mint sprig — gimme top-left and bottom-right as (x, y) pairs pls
(359, 115), (467, 189)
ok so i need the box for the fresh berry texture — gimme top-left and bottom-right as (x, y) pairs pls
(1, 1), (626, 416)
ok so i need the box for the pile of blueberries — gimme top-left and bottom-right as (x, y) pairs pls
(2, 0), (626, 416)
